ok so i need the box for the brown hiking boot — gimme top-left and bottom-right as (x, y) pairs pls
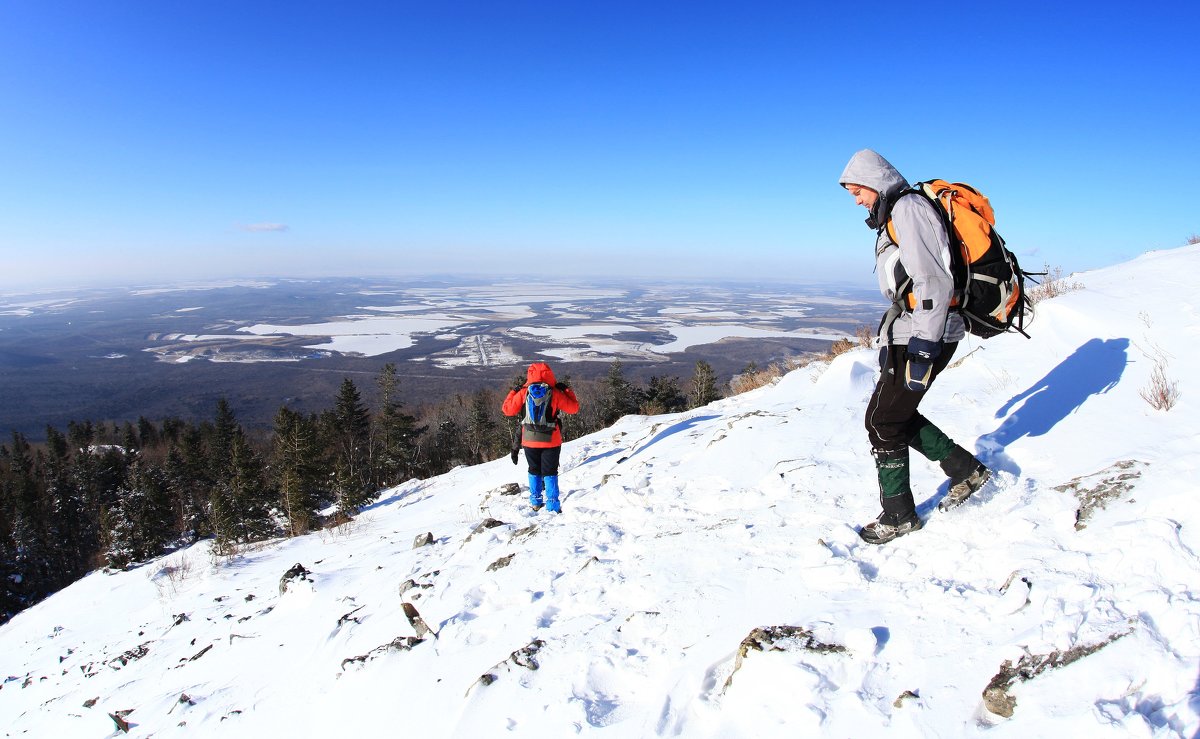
(939, 464), (991, 511)
(859, 512), (924, 544)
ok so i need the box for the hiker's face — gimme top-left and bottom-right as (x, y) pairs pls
(846, 184), (878, 210)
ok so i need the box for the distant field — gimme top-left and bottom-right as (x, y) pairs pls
(0, 277), (883, 439)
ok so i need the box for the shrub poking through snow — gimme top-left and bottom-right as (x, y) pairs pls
(1139, 356), (1180, 411)
(1026, 265), (1083, 304)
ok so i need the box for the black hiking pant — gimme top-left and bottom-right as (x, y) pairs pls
(524, 446), (561, 477)
(865, 342), (959, 455)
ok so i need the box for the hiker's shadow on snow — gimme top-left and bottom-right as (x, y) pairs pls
(362, 480), (433, 512)
(976, 337), (1130, 477)
(1190, 670), (1200, 739)
(620, 415), (721, 462)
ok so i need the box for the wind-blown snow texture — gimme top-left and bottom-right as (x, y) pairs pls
(3, 246), (1199, 737)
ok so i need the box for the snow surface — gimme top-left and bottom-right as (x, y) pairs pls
(238, 315), (468, 355)
(3, 246), (1200, 737)
(651, 324), (842, 353)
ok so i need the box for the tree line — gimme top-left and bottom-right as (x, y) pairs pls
(0, 359), (722, 623)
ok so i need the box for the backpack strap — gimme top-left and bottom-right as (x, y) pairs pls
(884, 184), (967, 306)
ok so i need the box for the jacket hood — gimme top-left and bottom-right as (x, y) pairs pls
(839, 149), (910, 229)
(526, 362), (556, 386)
(838, 149), (908, 197)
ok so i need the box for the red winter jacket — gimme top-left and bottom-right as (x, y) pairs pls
(502, 362), (580, 448)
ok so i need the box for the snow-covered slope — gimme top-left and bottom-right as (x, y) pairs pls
(3, 246), (1199, 738)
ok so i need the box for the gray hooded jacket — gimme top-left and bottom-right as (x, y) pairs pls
(839, 149), (965, 347)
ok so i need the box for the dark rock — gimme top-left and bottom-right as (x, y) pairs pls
(107, 643), (151, 670)
(982, 630), (1131, 717)
(510, 639), (545, 671)
(401, 602), (433, 638)
(398, 579), (433, 597)
(413, 532), (434, 548)
(472, 518), (506, 534)
(83, 697), (98, 708)
(487, 554), (515, 572)
(109, 709), (133, 733)
(511, 525), (538, 540)
(724, 625), (846, 691)
(279, 563), (312, 595)
(497, 483), (521, 496)
(1054, 460), (1146, 530)
(337, 606), (365, 628)
(186, 644), (213, 662)
(341, 636), (424, 670)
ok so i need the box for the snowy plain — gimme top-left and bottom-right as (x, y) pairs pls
(2, 246), (1199, 737)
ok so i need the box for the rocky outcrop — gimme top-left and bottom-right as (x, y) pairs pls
(1054, 460), (1146, 530)
(412, 532), (434, 548)
(278, 563), (312, 595)
(724, 626), (845, 691)
(982, 630), (1131, 717)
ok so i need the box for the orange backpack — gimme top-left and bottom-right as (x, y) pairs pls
(887, 179), (1035, 338)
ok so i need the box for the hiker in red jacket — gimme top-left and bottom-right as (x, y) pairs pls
(502, 362), (580, 513)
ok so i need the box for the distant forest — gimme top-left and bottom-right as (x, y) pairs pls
(0, 360), (722, 624)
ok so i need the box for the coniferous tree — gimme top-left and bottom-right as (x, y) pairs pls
(208, 409), (277, 555)
(121, 422), (140, 453)
(688, 360), (721, 409)
(43, 427), (91, 586)
(105, 459), (174, 569)
(208, 482), (237, 558)
(210, 399), (239, 483)
(0, 494), (19, 621)
(422, 403), (468, 473)
(599, 360), (640, 426)
(464, 389), (501, 463)
(374, 363), (422, 486)
(225, 433), (276, 542)
(3, 433), (54, 602)
(137, 416), (160, 450)
(160, 417), (184, 446)
(273, 407), (322, 536)
(641, 375), (687, 415)
(164, 443), (207, 541)
(329, 378), (373, 518)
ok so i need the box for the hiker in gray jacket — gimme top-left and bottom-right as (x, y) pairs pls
(839, 149), (991, 544)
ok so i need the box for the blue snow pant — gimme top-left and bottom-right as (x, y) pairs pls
(525, 446), (562, 512)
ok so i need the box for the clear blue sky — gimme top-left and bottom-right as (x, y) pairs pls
(1, 1), (1197, 289)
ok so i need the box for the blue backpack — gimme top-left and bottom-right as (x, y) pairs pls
(522, 383), (556, 443)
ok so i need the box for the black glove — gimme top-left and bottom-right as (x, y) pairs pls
(903, 338), (942, 392)
(510, 448), (519, 465)
(512, 380), (525, 393)
(555, 382), (569, 391)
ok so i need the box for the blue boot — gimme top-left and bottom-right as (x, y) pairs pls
(544, 475), (562, 514)
(528, 473), (544, 510)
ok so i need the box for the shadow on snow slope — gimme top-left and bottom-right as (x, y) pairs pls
(978, 337), (1130, 477)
